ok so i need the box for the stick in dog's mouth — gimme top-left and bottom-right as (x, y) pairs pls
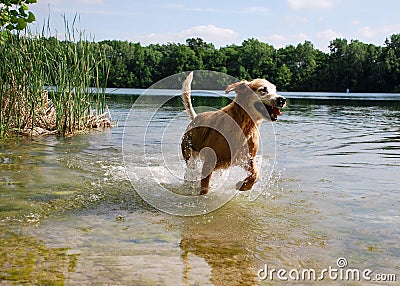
(266, 105), (282, 121)
(254, 102), (284, 121)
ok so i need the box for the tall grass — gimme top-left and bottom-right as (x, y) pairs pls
(0, 17), (109, 138)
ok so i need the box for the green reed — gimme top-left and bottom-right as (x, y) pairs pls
(0, 17), (109, 138)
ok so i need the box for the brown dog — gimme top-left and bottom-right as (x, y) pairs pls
(181, 72), (286, 195)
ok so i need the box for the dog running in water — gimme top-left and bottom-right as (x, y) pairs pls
(181, 72), (286, 195)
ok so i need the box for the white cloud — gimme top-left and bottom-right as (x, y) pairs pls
(266, 34), (286, 43)
(134, 25), (240, 46)
(264, 31), (344, 51)
(263, 33), (308, 48)
(316, 29), (343, 41)
(358, 24), (400, 39)
(314, 29), (344, 51)
(288, 0), (335, 10)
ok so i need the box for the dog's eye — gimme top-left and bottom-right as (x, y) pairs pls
(258, 86), (268, 93)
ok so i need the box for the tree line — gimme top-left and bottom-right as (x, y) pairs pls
(10, 34), (400, 93)
(95, 36), (400, 93)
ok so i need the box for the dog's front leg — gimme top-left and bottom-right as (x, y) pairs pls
(237, 158), (259, 191)
(200, 170), (212, 195)
(199, 147), (216, 195)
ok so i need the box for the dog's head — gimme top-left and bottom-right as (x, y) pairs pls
(225, 79), (286, 121)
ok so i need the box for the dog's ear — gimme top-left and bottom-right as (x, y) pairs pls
(225, 80), (250, 94)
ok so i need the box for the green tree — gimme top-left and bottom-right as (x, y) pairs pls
(219, 45), (241, 78)
(383, 34), (400, 91)
(100, 40), (131, 87)
(239, 38), (276, 79)
(142, 46), (163, 85)
(276, 64), (292, 90)
(158, 43), (200, 78)
(312, 50), (330, 91)
(328, 38), (384, 92)
(328, 38), (349, 91)
(277, 42), (325, 91)
(364, 44), (385, 92)
(49, 35), (399, 92)
(293, 41), (318, 90)
(0, 0), (36, 30)
(186, 38), (213, 69)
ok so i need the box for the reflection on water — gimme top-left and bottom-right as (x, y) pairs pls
(23, 182), (322, 285)
(0, 94), (399, 285)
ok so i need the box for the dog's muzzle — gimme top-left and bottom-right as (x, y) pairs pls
(255, 96), (286, 121)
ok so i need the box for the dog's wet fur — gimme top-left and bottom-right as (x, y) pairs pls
(181, 72), (286, 195)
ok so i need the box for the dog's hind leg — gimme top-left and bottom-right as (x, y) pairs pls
(199, 147), (217, 195)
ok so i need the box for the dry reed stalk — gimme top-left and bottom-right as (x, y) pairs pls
(18, 91), (112, 137)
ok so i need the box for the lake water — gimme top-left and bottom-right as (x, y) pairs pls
(0, 90), (399, 285)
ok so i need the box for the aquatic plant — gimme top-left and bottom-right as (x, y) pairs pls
(0, 17), (110, 138)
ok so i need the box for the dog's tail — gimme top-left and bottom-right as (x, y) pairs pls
(182, 71), (196, 120)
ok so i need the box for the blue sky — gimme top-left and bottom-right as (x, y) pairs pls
(30, 0), (400, 51)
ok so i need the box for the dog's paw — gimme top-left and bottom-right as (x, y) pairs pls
(236, 181), (244, 190)
(199, 187), (209, 195)
(236, 180), (252, 191)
